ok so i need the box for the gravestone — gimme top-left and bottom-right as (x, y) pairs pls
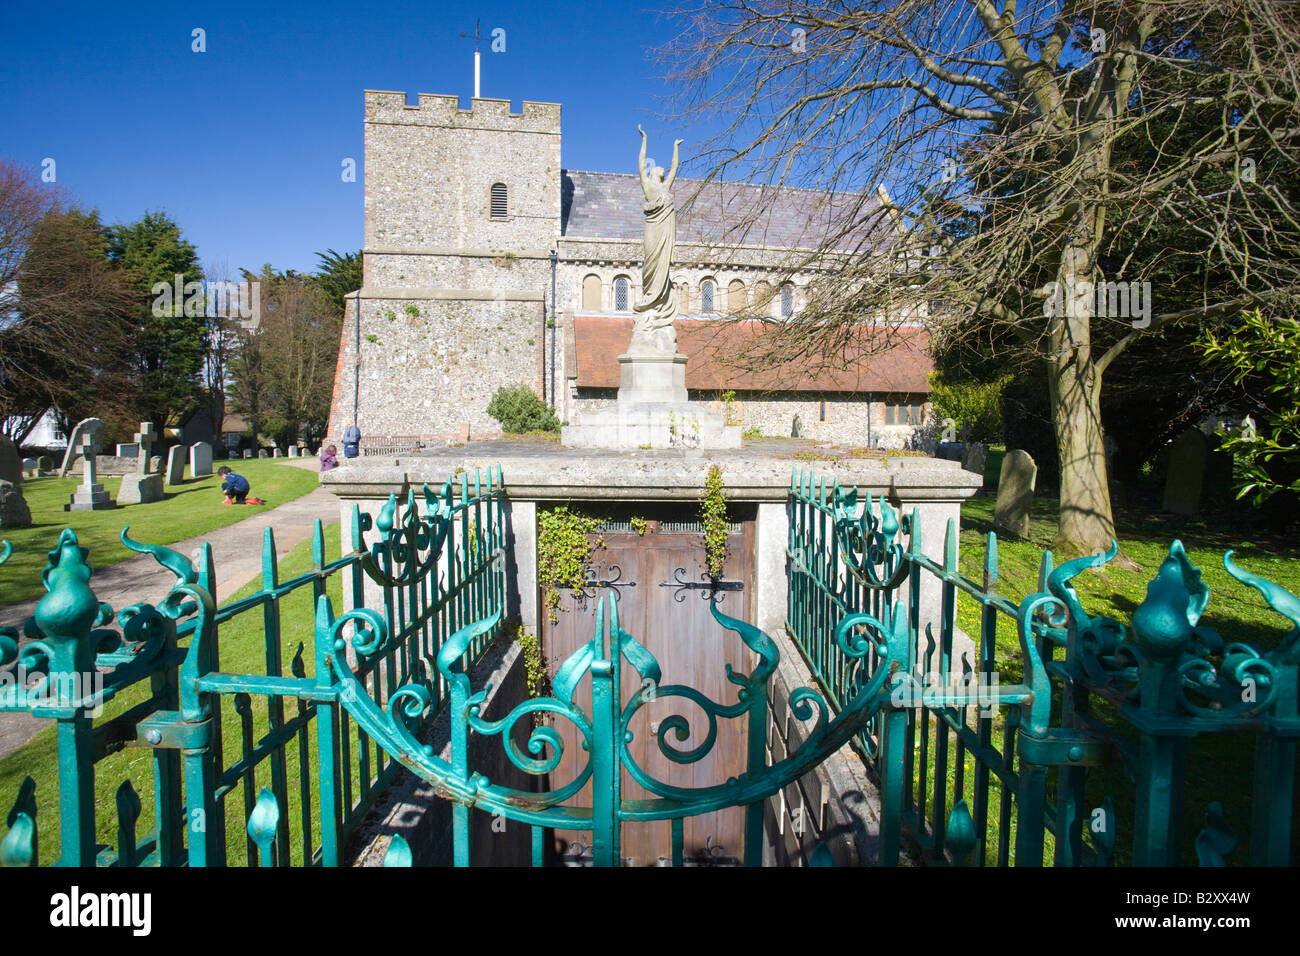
(118, 472), (164, 504)
(149, 455), (162, 474)
(0, 437), (21, 487)
(37, 455), (53, 474)
(1163, 428), (1208, 515)
(994, 450), (1037, 538)
(961, 442), (988, 480)
(22, 457), (38, 477)
(165, 445), (186, 485)
(134, 423), (157, 473)
(66, 433), (114, 511)
(273, 447), (282, 458)
(243, 450), (253, 459)
(190, 441), (213, 477)
(258, 449), (269, 459)
(118, 423), (164, 504)
(116, 443), (140, 459)
(287, 446), (300, 458)
(0, 480), (31, 529)
(59, 418), (105, 477)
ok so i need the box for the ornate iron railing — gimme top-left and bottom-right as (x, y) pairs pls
(0, 467), (506, 867)
(787, 467), (1299, 866)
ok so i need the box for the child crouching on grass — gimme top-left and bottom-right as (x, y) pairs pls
(218, 466), (264, 506)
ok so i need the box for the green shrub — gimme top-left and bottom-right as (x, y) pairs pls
(928, 371), (1010, 443)
(486, 383), (560, 434)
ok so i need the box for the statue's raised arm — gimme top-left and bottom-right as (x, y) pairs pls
(665, 138), (682, 190)
(637, 125), (650, 194)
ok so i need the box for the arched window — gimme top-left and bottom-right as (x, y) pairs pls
(490, 182), (508, 219)
(780, 283), (795, 318)
(582, 274), (602, 311)
(675, 281), (690, 313)
(727, 279), (746, 314)
(755, 281), (774, 316)
(613, 276), (630, 312)
(700, 279), (716, 314)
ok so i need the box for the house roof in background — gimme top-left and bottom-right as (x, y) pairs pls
(572, 316), (932, 394)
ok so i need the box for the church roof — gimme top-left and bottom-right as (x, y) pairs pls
(572, 315), (932, 394)
(561, 170), (890, 253)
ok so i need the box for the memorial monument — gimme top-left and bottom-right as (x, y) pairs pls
(561, 128), (741, 450)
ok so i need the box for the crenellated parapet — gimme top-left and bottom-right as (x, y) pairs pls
(365, 90), (561, 132)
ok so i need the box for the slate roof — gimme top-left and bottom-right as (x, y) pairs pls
(572, 316), (932, 394)
(561, 170), (890, 252)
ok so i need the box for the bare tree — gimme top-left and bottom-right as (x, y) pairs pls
(0, 161), (137, 444)
(658, 0), (1300, 555)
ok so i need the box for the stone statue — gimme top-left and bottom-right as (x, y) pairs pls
(633, 125), (682, 352)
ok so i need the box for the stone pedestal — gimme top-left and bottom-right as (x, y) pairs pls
(66, 483), (114, 511)
(561, 349), (740, 450)
(117, 473), (164, 505)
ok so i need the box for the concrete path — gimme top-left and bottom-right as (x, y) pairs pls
(0, 480), (339, 760)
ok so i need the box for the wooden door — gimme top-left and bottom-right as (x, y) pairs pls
(541, 504), (756, 866)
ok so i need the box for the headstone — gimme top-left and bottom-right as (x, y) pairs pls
(0, 437), (21, 487)
(287, 445), (300, 458)
(258, 449), (269, 459)
(59, 418), (105, 477)
(243, 450), (253, 459)
(961, 442), (988, 480)
(0, 480), (31, 529)
(273, 447), (282, 458)
(1163, 428), (1208, 515)
(994, 450), (1037, 538)
(134, 422), (158, 474)
(189, 441), (213, 477)
(65, 433), (114, 511)
(149, 455), (162, 474)
(936, 441), (963, 461)
(116, 443), (140, 459)
(37, 455), (53, 474)
(22, 457), (38, 477)
(165, 445), (186, 485)
(117, 473), (164, 505)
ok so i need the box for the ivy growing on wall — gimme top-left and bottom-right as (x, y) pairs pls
(537, 506), (604, 623)
(700, 464), (728, 578)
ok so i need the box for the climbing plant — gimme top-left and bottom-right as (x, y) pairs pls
(537, 506), (604, 623)
(700, 464), (728, 578)
(514, 622), (549, 723)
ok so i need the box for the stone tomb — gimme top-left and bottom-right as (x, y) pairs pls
(994, 449), (1037, 538)
(166, 445), (187, 485)
(66, 434), (114, 511)
(22, 457), (38, 478)
(190, 441), (213, 477)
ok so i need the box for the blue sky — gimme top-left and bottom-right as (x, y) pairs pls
(0, 0), (691, 276)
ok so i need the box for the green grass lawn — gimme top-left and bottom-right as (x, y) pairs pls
(1, 460), (321, 607)
(921, 488), (1300, 866)
(0, 522), (344, 867)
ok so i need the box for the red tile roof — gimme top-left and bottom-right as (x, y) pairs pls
(573, 316), (932, 394)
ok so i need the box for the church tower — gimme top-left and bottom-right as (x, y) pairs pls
(327, 92), (562, 444)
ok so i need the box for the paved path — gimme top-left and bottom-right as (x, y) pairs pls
(0, 479), (339, 760)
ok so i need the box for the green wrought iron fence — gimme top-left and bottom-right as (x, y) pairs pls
(787, 467), (1299, 867)
(0, 467), (506, 867)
